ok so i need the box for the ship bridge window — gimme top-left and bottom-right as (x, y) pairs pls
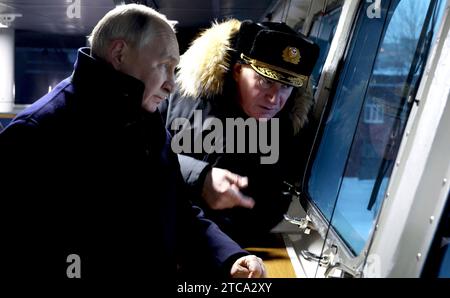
(14, 32), (85, 105)
(304, 0), (446, 256)
(307, 4), (342, 93)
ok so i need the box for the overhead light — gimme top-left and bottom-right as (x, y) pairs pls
(0, 13), (23, 27)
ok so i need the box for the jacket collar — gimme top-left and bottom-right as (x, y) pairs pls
(71, 47), (146, 123)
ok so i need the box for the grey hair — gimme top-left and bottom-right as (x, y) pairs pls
(88, 4), (177, 59)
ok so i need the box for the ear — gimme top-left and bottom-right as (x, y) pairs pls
(232, 63), (243, 82)
(107, 40), (128, 70)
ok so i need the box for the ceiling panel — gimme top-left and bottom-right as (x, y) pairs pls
(158, 0), (276, 27)
(0, 0), (278, 34)
(0, 0), (115, 35)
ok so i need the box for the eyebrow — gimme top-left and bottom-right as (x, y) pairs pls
(169, 56), (180, 63)
(160, 55), (179, 65)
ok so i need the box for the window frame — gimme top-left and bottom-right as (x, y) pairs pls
(297, 0), (370, 275)
(306, 2), (343, 94)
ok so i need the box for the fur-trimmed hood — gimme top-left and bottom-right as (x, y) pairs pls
(176, 19), (314, 135)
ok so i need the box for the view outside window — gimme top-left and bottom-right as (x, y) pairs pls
(0, 0), (114, 110)
(307, 0), (444, 255)
(15, 32), (84, 105)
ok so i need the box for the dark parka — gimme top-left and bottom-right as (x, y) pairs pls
(0, 48), (247, 284)
(160, 20), (314, 245)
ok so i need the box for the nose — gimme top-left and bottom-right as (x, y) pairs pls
(163, 74), (176, 95)
(265, 85), (281, 105)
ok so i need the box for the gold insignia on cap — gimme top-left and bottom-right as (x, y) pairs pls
(240, 53), (307, 88)
(282, 46), (301, 65)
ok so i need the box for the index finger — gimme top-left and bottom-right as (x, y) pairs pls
(229, 185), (255, 208)
(225, 171), (248, 188)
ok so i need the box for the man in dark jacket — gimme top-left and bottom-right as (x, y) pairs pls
(0, 4), (265, 284)
(161, 19), (319, 245)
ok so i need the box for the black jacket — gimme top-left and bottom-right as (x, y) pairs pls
(0, 48), (247, 285)
(162, 90), (304, 245)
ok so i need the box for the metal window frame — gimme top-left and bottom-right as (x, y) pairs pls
(292, 0), (449, 278)
(365, 0), (450, 277)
